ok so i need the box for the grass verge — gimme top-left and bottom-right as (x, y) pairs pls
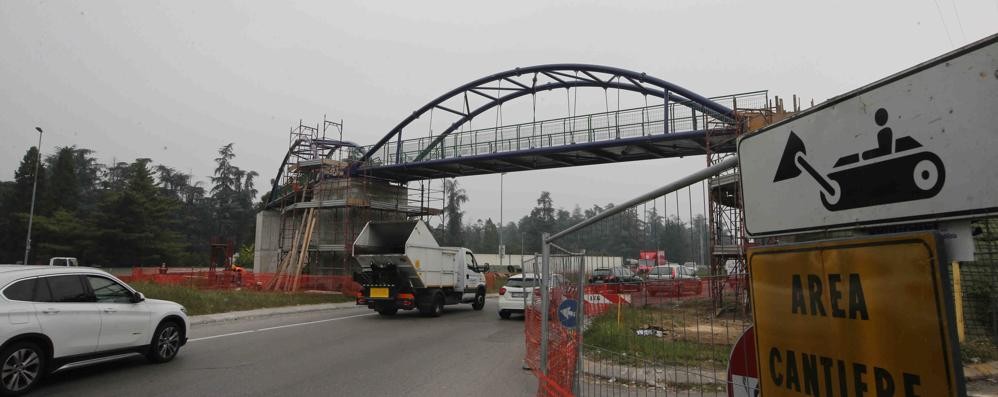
(962, 337), (998, 364)
(129, 281), (353, 316)
(584, 306), (731, 367)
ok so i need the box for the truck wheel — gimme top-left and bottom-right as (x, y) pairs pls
(418, 299), (433, 316)
(430, 293), (444, 317)
(499, 310), (511, 319)
(419, 291), (445, 317)
(472, 291), (485, 311)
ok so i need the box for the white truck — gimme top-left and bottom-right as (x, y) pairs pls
(352, 220), (488, 317)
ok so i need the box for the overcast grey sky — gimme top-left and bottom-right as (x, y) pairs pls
(2, 0), (996, 224)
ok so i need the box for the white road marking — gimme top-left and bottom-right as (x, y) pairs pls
(188, 312), (376, 342)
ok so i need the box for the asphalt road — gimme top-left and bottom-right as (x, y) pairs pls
(33, 299), (538, 396)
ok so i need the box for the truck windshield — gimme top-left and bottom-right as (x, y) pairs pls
(465, 252), (478, 270)
(506, 278), (540, 288)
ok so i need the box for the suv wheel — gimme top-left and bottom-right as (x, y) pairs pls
(147, 321), (182, 363)
(0, 342), (44, 396)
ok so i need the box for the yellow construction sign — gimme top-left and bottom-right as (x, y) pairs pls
(748, 232), (963, 396)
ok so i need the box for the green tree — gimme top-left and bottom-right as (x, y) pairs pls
(72, 148), (103, 201)
(34, 209), (95, 261)
(519, 191), (557, 253)
(0, 147), (46, 263)
(44, 146), (80, 212)
(94, 159), (182, 266)
(481, 218), (499, 253)
(0, 181), (16, 262)
(103, 161), (131, 191)
(210, 143), (258, 248)
(235, 244), (254, 268)
(501, 221), (522, 255)
(442, 179), (468, 246)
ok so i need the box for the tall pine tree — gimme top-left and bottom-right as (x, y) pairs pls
(0, 147), (46, 262)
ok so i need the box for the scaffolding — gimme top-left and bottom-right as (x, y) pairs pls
(260, 119), (442, 290)
(705, 92), (799, 310)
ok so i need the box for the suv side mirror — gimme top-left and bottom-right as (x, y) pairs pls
(131, 291), (146, 303)
(482, 263), (490, 273)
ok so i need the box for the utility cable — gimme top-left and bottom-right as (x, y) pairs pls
(932, 0), (955, 47)
(948, 0), (966, 42)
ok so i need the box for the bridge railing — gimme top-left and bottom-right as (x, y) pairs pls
(361, 91), (767, 167)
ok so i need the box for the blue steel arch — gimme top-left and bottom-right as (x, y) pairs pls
(359, 64), (736, 165)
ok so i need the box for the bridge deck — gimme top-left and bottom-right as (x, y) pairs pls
(362, 128), (737, 181)
(358, 91), (765, 182)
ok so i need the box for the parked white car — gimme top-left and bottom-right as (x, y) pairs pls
(0, 265), (188, 396)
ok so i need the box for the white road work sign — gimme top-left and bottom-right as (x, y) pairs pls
(739, 34), (998, 237)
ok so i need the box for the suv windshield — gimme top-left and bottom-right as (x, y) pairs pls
(506, 278), (540, 288)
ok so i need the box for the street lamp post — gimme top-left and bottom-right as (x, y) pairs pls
(498, 172), (504, 269)
(23, 127), (43, 265)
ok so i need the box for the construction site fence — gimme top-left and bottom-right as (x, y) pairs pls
(958, 217), (998, 349)
(525, 269), (751, 397)
(525, 226), (998, 397)
(121, 267), (509, 296)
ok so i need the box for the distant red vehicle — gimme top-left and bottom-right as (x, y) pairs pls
(636, 250), (666, 274)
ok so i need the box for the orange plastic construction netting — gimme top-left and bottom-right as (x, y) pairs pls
(120, 267), (362, 296)
(524, 287), (579, 397)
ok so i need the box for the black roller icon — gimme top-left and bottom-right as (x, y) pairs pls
(773, 108), (945, 212)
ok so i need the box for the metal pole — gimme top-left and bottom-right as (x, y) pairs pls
(574, 253), (586, 395)
(23, 127), (43, 266)
(522, 258), (528, 324)
(499, 173), (504, 269)
(540, 233), (551, 377)
(547, 155), (739, 243)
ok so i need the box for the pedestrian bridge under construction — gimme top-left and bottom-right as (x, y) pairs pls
(255, 64), (789, 282)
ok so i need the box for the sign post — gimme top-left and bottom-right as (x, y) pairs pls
(748, 233), (964, 396)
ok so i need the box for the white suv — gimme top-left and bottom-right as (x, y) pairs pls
(0, 265), (189, 396)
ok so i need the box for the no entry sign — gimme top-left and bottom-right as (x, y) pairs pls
(728, 326), (759, 397)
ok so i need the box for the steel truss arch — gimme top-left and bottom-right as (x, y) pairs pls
(266, 139), (362, 208)
(359, 64), (736, 165)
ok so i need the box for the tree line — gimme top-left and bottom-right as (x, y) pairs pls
(434, 180), (710, 265)
(1, 144), (709, 268)
(0, 144), (259, 267)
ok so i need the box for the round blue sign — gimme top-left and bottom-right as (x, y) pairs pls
(557, 299), (578, 328)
